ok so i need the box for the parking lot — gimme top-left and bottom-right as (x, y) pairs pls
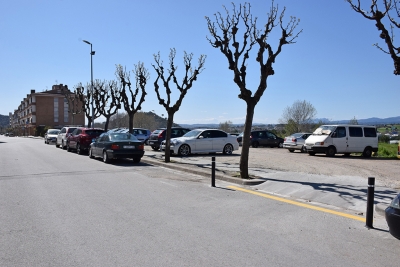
(144, 145), (400, 189)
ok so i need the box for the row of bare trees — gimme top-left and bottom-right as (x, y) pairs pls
(60, 1), (394, 178)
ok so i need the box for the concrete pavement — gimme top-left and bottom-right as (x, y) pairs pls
(141, 149), (399, 223)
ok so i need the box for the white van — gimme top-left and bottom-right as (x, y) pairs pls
(304, 125), (378, 157)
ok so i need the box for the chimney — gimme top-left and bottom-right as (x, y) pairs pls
(31, 89), (35, 94)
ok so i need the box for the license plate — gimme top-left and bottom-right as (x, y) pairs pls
(123, 145), (135, 149)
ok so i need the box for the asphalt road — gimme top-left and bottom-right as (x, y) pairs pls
(0, 136), (399, 266)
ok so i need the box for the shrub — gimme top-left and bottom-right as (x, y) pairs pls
(379, 135), (390, 143)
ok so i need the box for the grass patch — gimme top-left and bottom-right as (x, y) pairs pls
(373, 143), (398, 158)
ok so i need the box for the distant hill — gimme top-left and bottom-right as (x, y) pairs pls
(0, 114), (9, 128)
(315, 116), (400, 125)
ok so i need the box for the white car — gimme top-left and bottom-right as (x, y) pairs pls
(161, 129), (239, 156)
(44, 129), (60, 144)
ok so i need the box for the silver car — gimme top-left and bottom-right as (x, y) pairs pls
(44, 129), (60, 144)
(283, 132), (311, 153)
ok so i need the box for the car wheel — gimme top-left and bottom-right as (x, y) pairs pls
(62, 141), (66, 150)
(76, 143), (82, 155)
(363, 147), (372, 158)
(288, 149), (295, 153)
(251, 141), (259, 148)
(278, 142), (283, 148)
(223, 144), (233, 155)
(44, 139), (47, 144)
(133, 157), (141, 163)
(89, 148), (94, 159)
(55, 143), (60, 148)
(178, 144), (190, 156)
(103, 151), (110, 163)
(301, 146), (307, 153)
(66, 143), (71, 152)
(326, 146), (336, 157)
(308, 152), (316, 156)
(145, 139), (149, 145)
(151, 145), (158, 151)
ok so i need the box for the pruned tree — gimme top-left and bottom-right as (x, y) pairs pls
(115, 62), (148, 133)
(206, 2), (301, 178)
(347, 0), (400, 75)
(279, 100), (317, 133)
(93, 79), (121, 131)
(75, 82), (101, 127)
(152, 48), (206, 163)
(60, 84), (85, 125)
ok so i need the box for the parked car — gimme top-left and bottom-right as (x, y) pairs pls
(89, 132), (145, 163)
(56, 126), (79, 149)
(8, 133), (14, 137)
(250, 130), (284, 148)
(66, 128), (105, 154)
(237, 132), (243, 146)
(283, 132), (312, 153)
(107, 128), (151, 144)
(304, 125), (378, 157)
(161, 129), (239, 156)
(44, 129), (61, 144)
(148, 127), (191, 150)
(385, 192), (400, 239)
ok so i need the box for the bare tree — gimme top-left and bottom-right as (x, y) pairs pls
(93, 80), (121, 131)
(75, 82), (101, 127)
(206, 2), (301, 178)
(115, 63), (149, 133)
(219, 120), (233, 132)
(152, 48), (206, 163)
(61, 84), (85, 125)
(279, 100), (317, 133)
(347, 0), (400, 74)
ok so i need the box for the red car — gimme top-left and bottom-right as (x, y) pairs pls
(66, 128), (105, 154)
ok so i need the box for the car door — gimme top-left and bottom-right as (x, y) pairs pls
(196, 130), (213, 152)
(69, 129), (80, 148)
(57, 127), (66, 145)
(265, 131), (278, 147)
(331, 126), (348, 153)
(94, 133), (109, 156)
(211, 130), (227, 151)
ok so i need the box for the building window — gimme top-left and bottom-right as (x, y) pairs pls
(54, 98), (59, 123)
(64, 98), (69, 123)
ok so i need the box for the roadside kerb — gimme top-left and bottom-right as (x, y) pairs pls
(141, 156), (265, 186)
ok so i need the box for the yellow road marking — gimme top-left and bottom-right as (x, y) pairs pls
(228, 185), (365, 222)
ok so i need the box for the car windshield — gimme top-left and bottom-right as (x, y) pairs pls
(183, 130), (202, 138)
(48, 130), (60, 134)
(86, 130), (104, 136)
(313, 126), (336, 135)
(152, 130), (164, 135)
(109, 133), (139, 141)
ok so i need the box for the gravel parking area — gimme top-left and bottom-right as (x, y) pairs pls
(144, 146), (400, 189)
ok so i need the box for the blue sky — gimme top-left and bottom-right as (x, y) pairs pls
(1, 0), (398, 124)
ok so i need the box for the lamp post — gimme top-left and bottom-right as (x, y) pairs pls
(83, 40), (95, 127)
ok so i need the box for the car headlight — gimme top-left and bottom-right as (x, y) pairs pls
(170, 139), (182, 145)
(314, 142), (324, 146)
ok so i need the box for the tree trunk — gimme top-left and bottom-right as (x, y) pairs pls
(164, 113), (174, 163)
(240, 101), (256, 178)
(104, 115), (111, 131)
(128, 112), (134, 133)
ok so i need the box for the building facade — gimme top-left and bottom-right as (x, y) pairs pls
(9, 84), (86, 136)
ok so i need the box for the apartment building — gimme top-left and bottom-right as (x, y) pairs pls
(9, 84), (85, 136)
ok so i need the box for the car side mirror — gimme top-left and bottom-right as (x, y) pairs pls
(198, 136), (204, 139)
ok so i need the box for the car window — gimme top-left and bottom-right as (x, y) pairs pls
(212, 130), (227, 138)
(266, 132), (276, 139)
(48, 130), (60, 134)
(86, 130), (104, 136)
(349, 127), (363, 137)
(364, 127), (377, 137)
(183, 130), (201, 137)
(110, 133), (139, 141)
(67, 127), (77, 133)
(100, 134), (109, 142)
(333, 127), (346, 138)
(60, 128), (66, 134)
(200, 130), (212, 138)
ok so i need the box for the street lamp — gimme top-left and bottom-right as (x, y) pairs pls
(83, 40), (95, 127)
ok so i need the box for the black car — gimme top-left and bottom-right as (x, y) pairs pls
(385, 193), (400, 239)
(89, 132), (145, 163)
(250, 130), (284, 148)
(147, 127), (191, 150)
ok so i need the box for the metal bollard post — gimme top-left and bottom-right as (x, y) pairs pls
(365, 177), (375, 229)
(211, 156), (215, 187)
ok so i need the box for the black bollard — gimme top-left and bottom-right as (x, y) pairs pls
(365, 177), (375, 229)
(211, 156), (215, 187)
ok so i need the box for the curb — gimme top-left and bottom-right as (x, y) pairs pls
(141, 157), (265, 186)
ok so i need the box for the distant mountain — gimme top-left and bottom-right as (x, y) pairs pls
(315, 116), (400, 125)
(0, 114), (9, 128)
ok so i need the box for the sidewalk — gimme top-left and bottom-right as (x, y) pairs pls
(141, 151), (399, 220)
